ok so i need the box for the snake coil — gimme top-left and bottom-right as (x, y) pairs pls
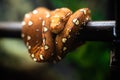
(21, 7), (91, 63)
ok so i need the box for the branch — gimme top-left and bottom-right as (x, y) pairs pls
(0, 21), (115, 41)
(0, 22), (21, 38)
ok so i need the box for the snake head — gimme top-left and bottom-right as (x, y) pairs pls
(50, 8), (72, 34)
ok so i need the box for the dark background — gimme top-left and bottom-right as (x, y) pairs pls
(0, 0), (114, 80)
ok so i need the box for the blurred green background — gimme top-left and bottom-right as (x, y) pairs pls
(0, 0), (113, 80)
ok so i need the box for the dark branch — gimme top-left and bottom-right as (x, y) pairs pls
(79, 21), (115, 41)
(0, 22), (21, 38)
(0, 21), (115, 41)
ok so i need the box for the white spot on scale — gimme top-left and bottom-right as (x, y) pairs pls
(36, 29), (39, 32)
(21, 33), (25, 38)
(28, 21), (33, 26)
(26, 42), (29, 46)
(37, 47), (40, 49)
(63, 47), (67, 51)
(86, 17), (91, 21)
(62, 38), (67, 43)
(44, 45), (49, 50)
(40, 54), (44, 60)
(82, 21), (86, 26)
(46, 14), (50, 18)
(56, 41), (58, 44)
(27, 35), (31, 40)
(68, 29), (71, 32)
(33, 58), (37, 62)
(25, 13), (30, 18)
(86, 17), (89, 20)
(43, 38), (46, 45)
(28, 45), (31, 49)
(39, 17), (42, 20)
(31, 54), (34, 58)
(80, 9), (87, 15)
(32, 10), (38, 14)
(45, 12), (50, 18)
(42, 20), (45, 26)
(68, 35), (71, 38)
(54, 14), (60, 18)
(57, 56), (61, 60)
(73, 18), (79, 25)
(66, 12), (72, 17)
(43, 27), (48, 32)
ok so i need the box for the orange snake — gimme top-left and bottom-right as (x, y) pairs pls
(21, 7), (91, 63)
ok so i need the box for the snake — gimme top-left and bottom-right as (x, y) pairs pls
(21, 7), (91, 63)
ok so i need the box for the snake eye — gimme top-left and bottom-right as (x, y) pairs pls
(21, 7), (91, 63)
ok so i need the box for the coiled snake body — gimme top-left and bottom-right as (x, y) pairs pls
(21, 7), (91, 63)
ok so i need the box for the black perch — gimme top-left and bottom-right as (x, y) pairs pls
(0, 21), (115, 41)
